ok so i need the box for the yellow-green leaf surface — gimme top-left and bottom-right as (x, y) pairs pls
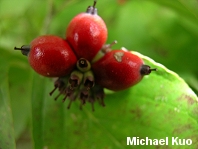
(31, 52), (198, 149)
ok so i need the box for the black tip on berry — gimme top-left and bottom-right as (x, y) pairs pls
(14, 45), (30, 56)
(77, 58), (91, 72)
(102, 40), (118, 53)
(79, 59), (88, 68)
(140, 65), (157, 76)
(93, 0), (97, 8)
(86, 0), (98, 14)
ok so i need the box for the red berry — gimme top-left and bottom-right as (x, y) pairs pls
(65, 1), (107, 61)
(92, 49), (156, 91)
(15, 35), (77, 77)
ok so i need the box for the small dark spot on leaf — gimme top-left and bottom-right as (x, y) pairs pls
(192, 106), (198, 117)
(130, 107), (142, 119)
(153, 46), (169, 58)
(155, 145), (171, 149)
(187, 134), (198, 148)
(177, 94), (197, 106)
(172, 124), (192, 135)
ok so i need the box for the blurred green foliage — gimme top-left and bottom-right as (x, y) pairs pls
(0, 0), (198, 149)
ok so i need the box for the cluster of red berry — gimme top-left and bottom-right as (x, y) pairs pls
(14, 1), (156, 111)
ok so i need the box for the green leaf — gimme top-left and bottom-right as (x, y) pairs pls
(0, 0), (32, 19)
(31, 74), (46, 149)
(31, 52), (198, 149)
(0, 47), (32, 140)
(9, 65), (32, 139)
(31, 74), (67, 149)
(0, 63), (16, 149)
(149, 0), (198, 23)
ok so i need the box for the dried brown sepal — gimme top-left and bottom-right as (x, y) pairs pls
(67, 92), (78, 109)
(92, 85), (105, 107)
(49, 69), (106, 111)
(69, 70), (83, 89)
(83, 70), (95, 90)
(80, 90), (89, 105)
(62, 87), (74, 102)
(84, 79), (94, 90)
(50, 77), (68, 97)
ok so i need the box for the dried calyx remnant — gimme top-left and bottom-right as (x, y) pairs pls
(49, 58), (105, 111)
(86, 0), (97, 14)
(140, 65), (157, 75)
(49, 42), (118, 111)
(14, 45), (30, 56)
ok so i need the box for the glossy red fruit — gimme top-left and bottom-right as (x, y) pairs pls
(15, 35), (77, 77)
(92, 49), (155, 91)
(66, 1), (107, 61)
